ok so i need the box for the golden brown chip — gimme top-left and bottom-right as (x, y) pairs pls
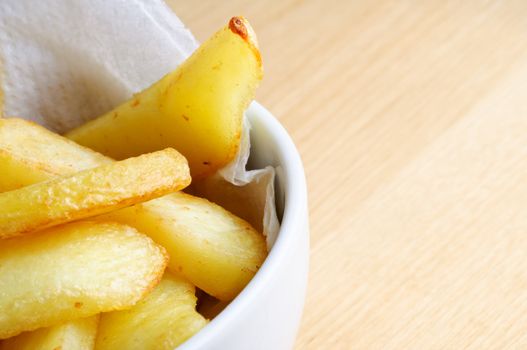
(0, 221), (167, 339)
(0, 148), (190, 238)
(66, 17), (262, 178)
(96, 273), (207, 350)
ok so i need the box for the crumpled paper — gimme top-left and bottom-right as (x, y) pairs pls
(0, 0), (279, 249)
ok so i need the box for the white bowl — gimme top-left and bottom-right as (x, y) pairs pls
(179, 102), (309, 350)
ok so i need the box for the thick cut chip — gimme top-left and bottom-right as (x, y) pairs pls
(0, 118), (111, 192)
(96, 273), (207, 350)
(0, 118), (267, 300)
(0, 148), (190, 238)
(66, 16), (262, 178)
(0, 221), (167, 339)
(0, 316), (99, 350)
(101, 193), (267, 300)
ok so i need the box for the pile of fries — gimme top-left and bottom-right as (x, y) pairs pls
(0, 17), (266, 349)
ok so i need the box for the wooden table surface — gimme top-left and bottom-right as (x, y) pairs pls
(173, 1), (527, 349)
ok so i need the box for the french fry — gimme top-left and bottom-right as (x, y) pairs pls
(0, 118), (267, 300)
(95, 273), (207, 350)
(0, 118), (111, 192)
(101, 193), (266, 300)
(0, 148), (190, 238)
(66, 17), (262, 178)
(0, 221), (167, 339)
(0, 316), (99, 350)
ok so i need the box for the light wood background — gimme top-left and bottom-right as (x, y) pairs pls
(172, 1), (527, 349)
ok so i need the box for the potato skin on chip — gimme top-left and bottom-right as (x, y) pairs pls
(0, 221), (168, 339)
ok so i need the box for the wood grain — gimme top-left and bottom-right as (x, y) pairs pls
(172, 1), (527, 348)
